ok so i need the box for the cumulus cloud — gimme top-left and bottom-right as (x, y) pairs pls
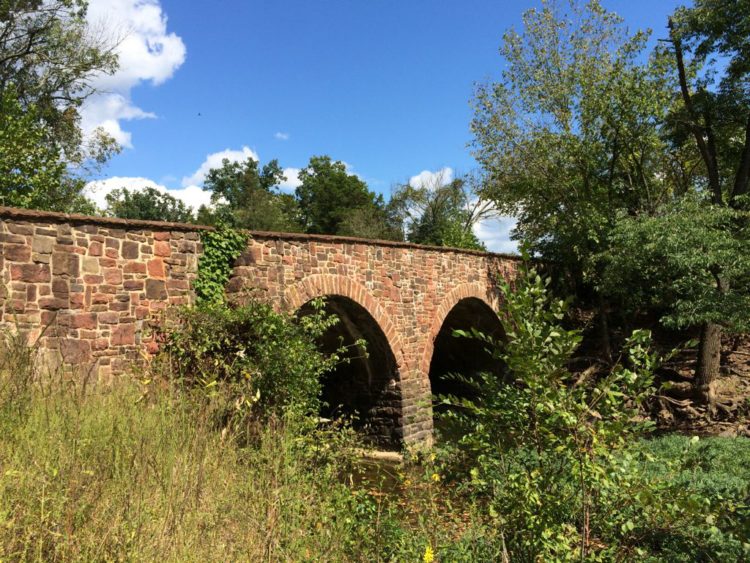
(474, 216), (518, 254)
(409, 167), (454, 189)
(277, 167), (302, 193)
(181, 146), (259, 187)
(80, 0), (186, 147)
(84, 177), (212, 212)
(274, 132), (290, 141)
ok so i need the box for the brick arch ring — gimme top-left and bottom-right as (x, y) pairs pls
(282, 274), (408, 373)
(418, 282), (501, 377)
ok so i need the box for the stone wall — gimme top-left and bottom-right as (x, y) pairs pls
(0, 207), (205, 379)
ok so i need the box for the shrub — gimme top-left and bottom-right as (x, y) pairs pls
(158, 298), (350, 429)
(437, 262), (744, 560)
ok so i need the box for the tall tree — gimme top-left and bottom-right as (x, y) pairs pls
(471, 0), (678, 356)
(0, 0), (119, 211)
(0, 87), (95, 212)
(296, 155), (397, 238)
(200, 157), (301, 232)
(649, 0), (750, 408)
(389, 171), (493, 250)
(105, 186), (194, 223)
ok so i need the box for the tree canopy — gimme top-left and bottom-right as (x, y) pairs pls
(0, 0), (119, 212)
(105, 186), (195, 223)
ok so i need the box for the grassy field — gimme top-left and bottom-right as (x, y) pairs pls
(1, 331), (748, 561)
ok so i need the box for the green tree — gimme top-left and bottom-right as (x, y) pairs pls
(0, 88), (95, 213)
(0, 1), (119, 212)
(104, 186), (195, 223)
(653, 0), (750, 406)
(201, 157), (301, 231)
(296, 156), (397, 238)
(603, 198), (750, 410)
(470, 0), (679, 356)
(0, 0), (118, 164)
(389, 171), (491, 250)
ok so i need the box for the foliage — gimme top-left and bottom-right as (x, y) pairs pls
(471, 0), (677, 288)
(296, 155), (399, 239)
(105, 186), (195, 223)
(193, 224), (247, 305)
(0, 87), (96, 213)
(664, 0), (750, 206)
(602, 196), (750, 333)
(160, 299), (343, 422)
(0, 0), (120, 199)
(389, 171), (491, 250)
(437, 262), (741, 560)
(199, 157), (301, 231)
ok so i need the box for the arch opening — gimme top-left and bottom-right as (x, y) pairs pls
(298, 296), (402, 449)
(428, 297), (506, 439)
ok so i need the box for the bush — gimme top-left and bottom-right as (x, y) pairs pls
(437, 263), (747, 560)
(158, 298), (344, 426)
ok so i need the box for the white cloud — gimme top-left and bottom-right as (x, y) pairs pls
(276, 167), (302, 193)
(84, 177), (212, 212)
(409, 167), (454, 189)
(274, 132), (290, 141)
(181, 146), (259, 187)
(474, 216), (518, 254)
(80, 0), (186, 148)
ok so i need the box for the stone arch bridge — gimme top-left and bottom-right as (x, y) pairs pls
(0, 206), (519, 447)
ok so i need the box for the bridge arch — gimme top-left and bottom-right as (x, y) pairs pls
(419, 283), (501, 377)
(422, 284), (506, 438)
(284, 275), (405, 448)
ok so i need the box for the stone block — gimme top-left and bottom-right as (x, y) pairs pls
(146, 279), (167, 300)
(122, 241), (139, 259)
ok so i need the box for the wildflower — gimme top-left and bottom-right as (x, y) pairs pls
(423, 544), (434, 563)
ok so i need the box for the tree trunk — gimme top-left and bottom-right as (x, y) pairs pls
(695, 321), (721, 414)
(597, 294), (612, 363)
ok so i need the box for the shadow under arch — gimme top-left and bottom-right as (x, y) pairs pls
(286, 277), (404, 449)
(427, 296), (506, 440)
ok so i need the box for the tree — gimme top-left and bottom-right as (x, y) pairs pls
(655, 0), (750, 407)
(201, 157), (301, 232)
(0, 0), (118, 164)
(0, 0), (119, 212)
(0, 87), (95, 213)
(105, 186), (194, 223)
(603, 198), (750, 410)
(389, 170), (492, 250)
(471, 0), (679, 356)
(296, 156), (397, 238)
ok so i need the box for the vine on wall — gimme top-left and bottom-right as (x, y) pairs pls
(194, 225), (248, 305)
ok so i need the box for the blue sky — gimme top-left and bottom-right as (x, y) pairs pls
(82, 0), (683, 251)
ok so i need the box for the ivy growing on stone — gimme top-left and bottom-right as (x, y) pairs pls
(194, 224), (248, 305)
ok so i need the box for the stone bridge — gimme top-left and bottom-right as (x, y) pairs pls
(0, 206), (520, 447)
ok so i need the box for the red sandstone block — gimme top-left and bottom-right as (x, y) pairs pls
(105, 248), (118, 259)
(135, 306), (150, 320)
(4, 244), (31, 262)
(98, 312), (119, 324)
(123, 280), (144, 291)
(70, 294), (84, 309)
(11, 263), (50, 283)
(124, 262), (147, 274)
(83, 274), (104, 284)
(92, 338), (109, 351)
(111, 323), (135, 346)
(104, 268), (123, 285)
(154, 240), (171, 257)
(153, 232), (171, 241)
(88, 241), (103, 256)
(147, 258), (165, 278)
(71, 313), (97, 329)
